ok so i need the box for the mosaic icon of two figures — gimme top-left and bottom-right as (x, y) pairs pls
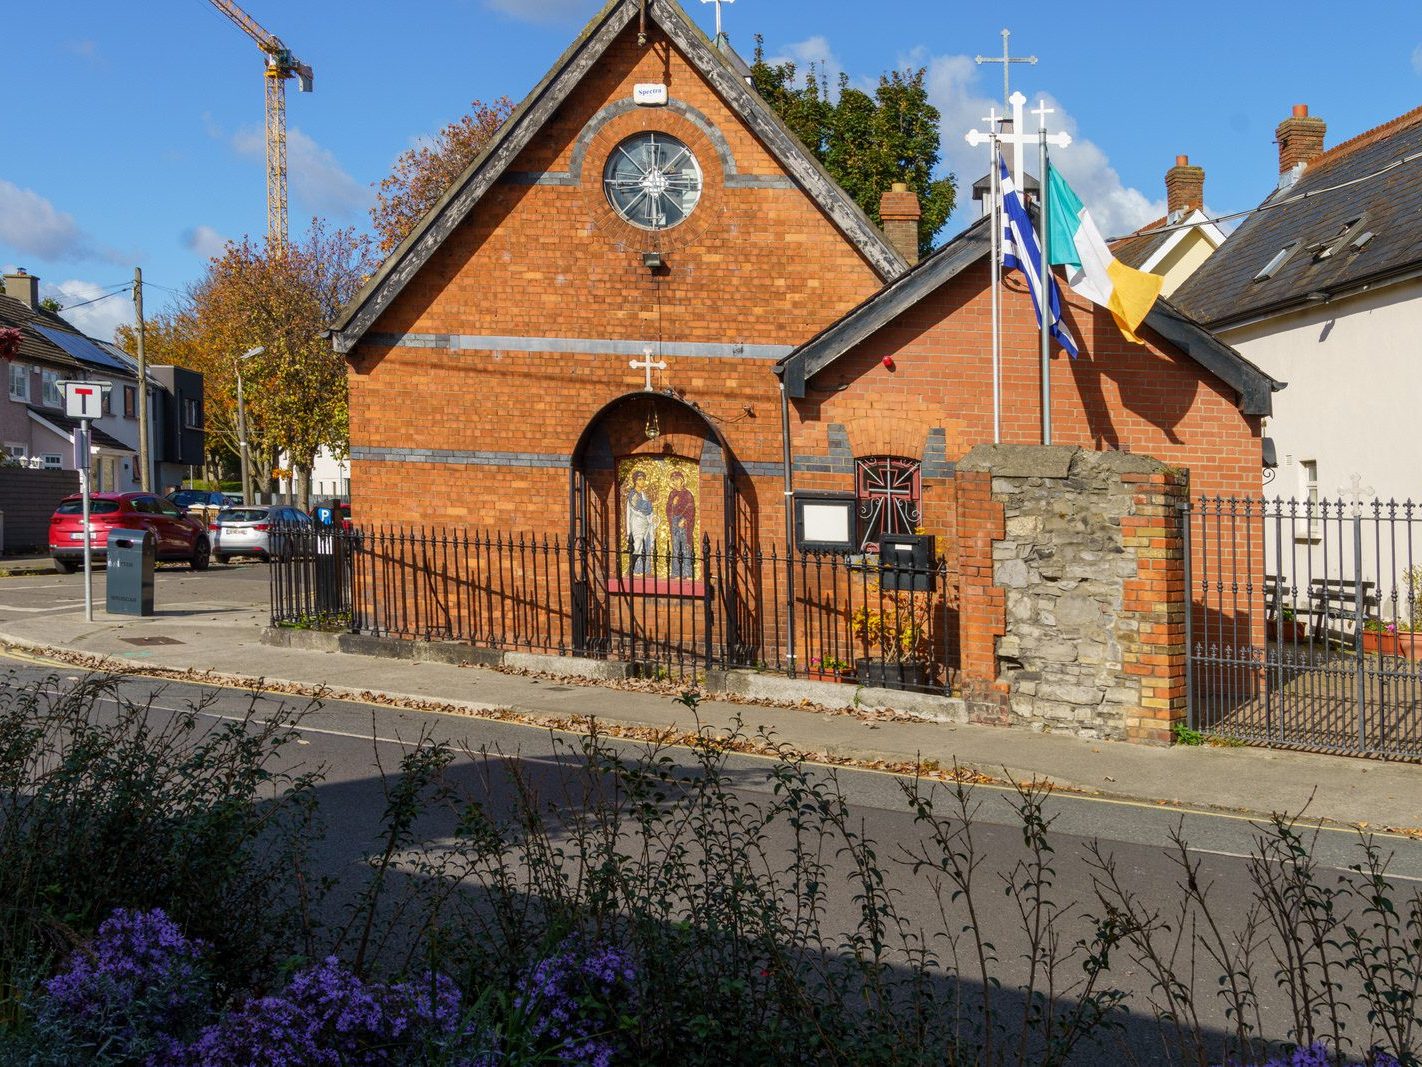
(619, 455), (699, 580)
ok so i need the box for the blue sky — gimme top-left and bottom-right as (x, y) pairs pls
(4, 0), (1420, 341)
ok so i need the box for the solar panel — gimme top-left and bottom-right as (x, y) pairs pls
(31, 324), (132, 373)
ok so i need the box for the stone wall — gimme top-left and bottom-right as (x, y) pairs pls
(956, 445), (1188, 742)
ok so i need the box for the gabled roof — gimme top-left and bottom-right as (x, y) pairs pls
(331, 0), (907, 354)
(1173, 106), (1422, 328)
(775, 214), (1282, 416)
(0, 294), (84, 371)
(1111, 208), (1227, 274)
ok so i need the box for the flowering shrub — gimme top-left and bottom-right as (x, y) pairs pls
(28, 908), (209, 1064)
(513, 940), (638, 1066)
(185, 958), (475, 1065)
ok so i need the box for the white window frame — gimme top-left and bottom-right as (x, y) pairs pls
(8, 362), (27, 403)
(40, 453), (63, 470)
(3, 443), (27, 462)
(1297, 459), (1322, 542)
(40, 369), (62, 408)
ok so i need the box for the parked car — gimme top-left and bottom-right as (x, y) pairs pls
(49, 493), (211, 573)
(211, 504), (312, 564)
(221, 493), (243, 507)
(168, 488), (228, 522)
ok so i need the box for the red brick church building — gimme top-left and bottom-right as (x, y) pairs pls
(328, 0), (1276, 681)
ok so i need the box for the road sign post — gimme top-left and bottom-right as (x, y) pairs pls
(59, 382), (109, 622)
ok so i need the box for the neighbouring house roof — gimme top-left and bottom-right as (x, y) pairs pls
(1112, 209), (1228, 274)
(1173, 105), (1422, 328)
(0, 294), (84, 371)
(775, 213), (1282, 416)
(28, 407), (134, 452)
(329, 0), (908, 354)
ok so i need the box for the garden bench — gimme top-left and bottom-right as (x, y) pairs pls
(1306, 577), (1379, 637)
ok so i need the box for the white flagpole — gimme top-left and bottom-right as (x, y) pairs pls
(1038, 125), (1052, 445)
(991, 139), (1002, 444)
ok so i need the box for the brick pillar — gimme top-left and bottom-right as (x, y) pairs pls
(1119, 470), (1190, 743)
(879, 182), (922, 267)
(1276, 104), (1326, 175)
(1164, 155), (1205, 217)
(953, 467), (1008, 719)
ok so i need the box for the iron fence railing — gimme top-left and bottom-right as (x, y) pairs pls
(1183, 496), (1422, 759)
(268, 525), (958, 695)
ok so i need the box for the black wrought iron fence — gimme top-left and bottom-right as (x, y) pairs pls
(268, 525), (957, 694)
(1184, 496), (1422, 759)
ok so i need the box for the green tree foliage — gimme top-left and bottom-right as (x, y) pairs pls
(751, 40), (955, 257)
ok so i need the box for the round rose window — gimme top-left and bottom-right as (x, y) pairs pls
(603, 132), (703, 230)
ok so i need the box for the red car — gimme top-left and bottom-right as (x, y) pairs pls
(49, 492), (212, 573)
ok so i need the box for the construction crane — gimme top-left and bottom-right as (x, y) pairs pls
(207, 0), (313, 248)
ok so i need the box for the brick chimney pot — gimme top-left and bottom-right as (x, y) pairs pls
(1165, 155), (1206, 216)
(880, 182), (922, 266)
(1276, 104), (1327, 175)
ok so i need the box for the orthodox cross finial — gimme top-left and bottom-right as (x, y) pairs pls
(701, 0), (734, 42)
(975, 28), (1036, 112)
(631, 346), (667, 392)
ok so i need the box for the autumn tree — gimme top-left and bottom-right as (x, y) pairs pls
(750, 42), (955, 256)
(116, 220), (373, 505)
(370, 97), (515, 255)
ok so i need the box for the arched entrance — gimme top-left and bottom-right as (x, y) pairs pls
(566, 391), (745, 662)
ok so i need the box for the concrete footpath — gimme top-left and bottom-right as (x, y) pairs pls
(0, 584), (1417, 833)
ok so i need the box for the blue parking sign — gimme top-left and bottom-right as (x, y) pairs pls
(315, 506), (334, 526)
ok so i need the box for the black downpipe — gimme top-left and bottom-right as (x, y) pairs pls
(780, 382), (796, 675)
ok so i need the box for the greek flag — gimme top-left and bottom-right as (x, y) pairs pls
(998, 153), (1079, 358)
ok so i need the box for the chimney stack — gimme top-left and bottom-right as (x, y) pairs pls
(880, 182), (921, 266)
(2, 269), (39, 310)
(1276, 103), (1326, 176)
(1165, 154), (1205, 219)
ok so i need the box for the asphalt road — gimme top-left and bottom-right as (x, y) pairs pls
(0, 558), (271, 621)
(4, 645), (1420, 1061)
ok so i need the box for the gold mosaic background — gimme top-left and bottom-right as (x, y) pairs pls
(617, 454), (701, 579)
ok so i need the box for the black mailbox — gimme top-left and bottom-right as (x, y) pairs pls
(106, 528), (155, 616)
(879, 533), (935, 592)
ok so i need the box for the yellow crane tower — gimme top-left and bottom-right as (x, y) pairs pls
(206, 0), (313, 248)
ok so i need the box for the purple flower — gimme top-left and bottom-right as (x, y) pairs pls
(35, 907), (209, 1061)
(185, 957), (469, 1065)
(514, 939), (637, 1065)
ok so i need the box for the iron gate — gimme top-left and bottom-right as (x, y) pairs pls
(1183, 496), (1422, 759)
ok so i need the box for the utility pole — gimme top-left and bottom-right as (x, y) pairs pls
(134, 267), (151, 491)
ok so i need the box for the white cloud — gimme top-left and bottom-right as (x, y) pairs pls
(230, 125), (369, 218)
(182, 224), (230, 261)
(482, 0), (592, 25)
(768, 36), (843, 77)
(925, 53), (1163, 238)
(1413, 43), (1422, 75)
(0, 180), (123, 264)
(42, 278), (134, 343)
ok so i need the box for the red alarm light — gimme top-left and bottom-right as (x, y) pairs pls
(881, 356), (896, 370)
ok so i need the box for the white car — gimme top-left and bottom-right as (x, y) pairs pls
(212, 505), (311, 564)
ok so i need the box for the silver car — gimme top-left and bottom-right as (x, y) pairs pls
(212, 505), (311, 564)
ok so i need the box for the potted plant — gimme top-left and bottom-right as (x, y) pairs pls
(1272, 605), (1307, 644)
(850, 582), (933, 691)
(1362, 619), (1402, 656)
(805, 655), (852, 683)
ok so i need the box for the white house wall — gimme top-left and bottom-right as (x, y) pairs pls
(1222, 277), (1422, 617)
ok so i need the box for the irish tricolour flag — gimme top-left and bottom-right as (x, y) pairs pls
(1046, 165), (1163, 344)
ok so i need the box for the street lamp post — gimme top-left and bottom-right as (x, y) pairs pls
(236, 346), (264, 504)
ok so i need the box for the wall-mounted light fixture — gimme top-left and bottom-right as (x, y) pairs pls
(642, 251), (664, 271)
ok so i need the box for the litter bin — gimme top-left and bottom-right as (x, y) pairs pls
(106, 528), (155, 617)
